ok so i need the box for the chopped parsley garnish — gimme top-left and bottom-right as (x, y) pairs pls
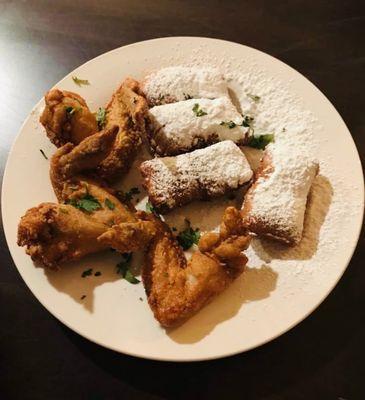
(80, 295), (86, 300)
(104, 198), (115, 210)
(39, 149), (48, 159)
(81, 268), (93, 278)
(94, 271), (101, 277)
(116, 253), (140, 284)
(247, 93), (260, 102)
(241, 115), (254, 128)
(176, 220), (201, 250)
(139, 297), (143, 302)
(220, 120), (237, 129)
(96, 107), (107, 130)
(124, 187), (140, 201)
(247, 133), (275, 150)
(72, 76), (90, 87)
(192, 103), (207, 117)
(67, 194), (101, 213)
(145, 201), (155, 213)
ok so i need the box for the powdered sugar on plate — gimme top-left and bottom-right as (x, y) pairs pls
(123, 55), (361, 302)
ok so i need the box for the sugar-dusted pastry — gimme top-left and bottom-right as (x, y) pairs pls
(241, 141), (319, 245)
(147, 97), (249, 156)
(142, 66), (228, 106)
(140, 140), (253, 213)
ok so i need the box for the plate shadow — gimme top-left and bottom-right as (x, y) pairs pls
(168, 264), (278, 344)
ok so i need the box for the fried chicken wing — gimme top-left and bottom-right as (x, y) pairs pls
(98, 212), (158, 253)
(17, 203), (109, 268)
(46, 79), (148, 184)
(142, 207), (251, 327)
(97, 78), (148, 182)
(49, 126), (118, 201)
(40, 89), (97, 147)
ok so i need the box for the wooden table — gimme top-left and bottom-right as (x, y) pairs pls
(1, 1), (364, 399)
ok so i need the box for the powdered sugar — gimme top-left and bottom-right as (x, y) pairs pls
(243, 133), (319, 244)
(142, 66), (228, 106)
(140, 140), (252, 211)
(124, 53), (361, 309)
(148, 97), (249, 155)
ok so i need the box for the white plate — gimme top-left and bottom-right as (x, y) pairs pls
(2, 37), (363, 361)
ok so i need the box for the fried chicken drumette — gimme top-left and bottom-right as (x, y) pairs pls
(141, 207), (251, 327)
(40, 89), (98, 147)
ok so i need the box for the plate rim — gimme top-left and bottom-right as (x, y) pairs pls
(2, 36), (364, 362)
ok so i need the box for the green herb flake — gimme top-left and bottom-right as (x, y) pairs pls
(247, 133), (275, 150)
(247, 93), (260, 102)
(39, 149), (48, 159)
(72, 76), (90, 87)
(116, 253), (140, 284)
(67, 194), (101, 213)
(94, 271), (102, 277)
(192, 103), (207, 117)
(145, 201), (155, 214)
(96, 107), (107, 130)
(104, 198), (115, 210)
(220, 120), (237, 129)
(177, 220), (201, 250)
(139, 297), (143, 302)
(81, 268), (93, 278)
(124, 187), (140, 201)
(183, 93), (193, 100)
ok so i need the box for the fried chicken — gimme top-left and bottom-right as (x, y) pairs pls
(17, 203), (109, 268)
(142, 207), (251, 327)
(44, 79), (148, 184)
(17, 188), (154, 268)
(97, 78), (148, 182)
(98, 212), (158, 253)
(49, 126), (119, 202)
(40, 89), (97, 147)
(18, 124), (151, 268)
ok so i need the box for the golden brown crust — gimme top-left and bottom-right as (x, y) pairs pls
(142, 207), (251, 327)
(97, 78), (148, 182)
(40, 89), (97, 147)
(17, 203), (108, 268)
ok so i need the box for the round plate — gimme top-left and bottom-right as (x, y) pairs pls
(2, 37), (363, 361)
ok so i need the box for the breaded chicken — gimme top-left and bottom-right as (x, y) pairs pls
(49, 126), (119, 202)
(46, 79), (148, 184)
(142, 207), (251, 327)
(17, 190), (153, 269)
(98, 212), (158, 253)
(97, 78), (148, 182)
(40, 89), (97, 147)
(19, 126), (151, 268)
(17, 203), (109, 268)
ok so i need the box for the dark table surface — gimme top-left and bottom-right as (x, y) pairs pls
(1, 1), (364, 399)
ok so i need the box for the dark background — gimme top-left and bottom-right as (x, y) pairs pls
(0, 1), (364, 399)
